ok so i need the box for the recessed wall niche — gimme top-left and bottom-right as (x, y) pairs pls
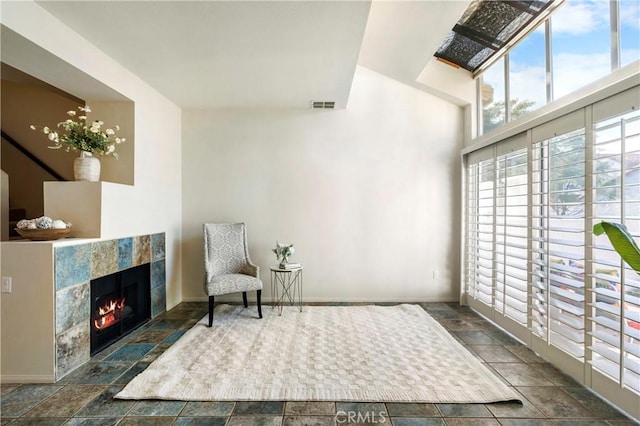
(0, 63), (134, 238)
(1, 64), (135, 186)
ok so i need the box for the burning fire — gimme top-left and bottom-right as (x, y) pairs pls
(94, 297), (126, 330)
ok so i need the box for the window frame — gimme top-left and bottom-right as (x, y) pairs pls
(477, 0), (634, 137)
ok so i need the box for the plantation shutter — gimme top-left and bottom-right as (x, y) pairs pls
(466, 146), (495, 307)
(530, 111), (586, 360)
(463, 85), (640, 415)
(591, 92), (640, 394)
(495, 136), (528, 325)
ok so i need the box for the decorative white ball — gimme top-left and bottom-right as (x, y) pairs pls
(16, 219), (34, 229)
(52, 220), (68, 229)
(35, 216), (54, 229)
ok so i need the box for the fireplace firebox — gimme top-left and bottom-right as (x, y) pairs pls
(90, 264), (151, 355)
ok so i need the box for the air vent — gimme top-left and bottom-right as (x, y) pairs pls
(311, 101), (335, 109)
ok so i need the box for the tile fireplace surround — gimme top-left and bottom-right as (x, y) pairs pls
(0, 233), (166, 383)
(55, 233), (167, 380)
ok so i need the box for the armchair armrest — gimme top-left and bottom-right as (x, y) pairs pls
(244, 262), (259, 277)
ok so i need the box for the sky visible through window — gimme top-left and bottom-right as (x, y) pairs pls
(509, 28), (546, 115)
(482, 0), (639, 134)
(620, 0), (640, 67)
(552, 0), (611, 99)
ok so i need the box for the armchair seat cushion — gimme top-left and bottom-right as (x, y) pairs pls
(207, 273), (262, 296)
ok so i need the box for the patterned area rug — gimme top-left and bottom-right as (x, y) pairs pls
(115, 304), (520, 402)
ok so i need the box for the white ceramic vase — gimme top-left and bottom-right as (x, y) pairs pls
(74, 151), (101, 181)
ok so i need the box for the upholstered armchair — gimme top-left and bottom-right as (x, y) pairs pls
(204, 223), (263, 326)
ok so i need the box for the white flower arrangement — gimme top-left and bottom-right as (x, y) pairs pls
(272, 241), (295, 265)
(30, 105), (125, 158)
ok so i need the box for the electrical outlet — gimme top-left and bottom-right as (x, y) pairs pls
(1, 277), (11, 293)
(433, 270), (439, 280)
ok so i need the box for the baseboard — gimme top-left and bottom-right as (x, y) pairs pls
(1, 374), (55, 384)
(180, 296), (460, 303)
(181, 296), (209, 302)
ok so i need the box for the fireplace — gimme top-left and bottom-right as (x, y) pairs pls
(90, 264), (151, 355)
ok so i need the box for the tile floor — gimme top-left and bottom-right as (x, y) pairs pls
(1, 302), (637, 425)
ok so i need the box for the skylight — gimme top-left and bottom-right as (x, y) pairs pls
(435, 0), (561, 74)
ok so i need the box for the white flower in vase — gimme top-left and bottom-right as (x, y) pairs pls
(272, 241), (295, 267)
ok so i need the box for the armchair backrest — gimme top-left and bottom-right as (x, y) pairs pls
(204, 223), (251, 278)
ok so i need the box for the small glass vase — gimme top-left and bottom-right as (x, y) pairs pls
(279, 257), (289, 268)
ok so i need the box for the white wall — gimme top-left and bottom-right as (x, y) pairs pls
(1, 1), (183, 308)
(416, 59), (477, 143)
(182, 66), (463, 303)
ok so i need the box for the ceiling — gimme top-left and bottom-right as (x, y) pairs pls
(31, 0), (471, 109)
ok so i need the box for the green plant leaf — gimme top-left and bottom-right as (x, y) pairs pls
(593, 221), (640, 273)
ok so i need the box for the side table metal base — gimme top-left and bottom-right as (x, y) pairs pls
(270, 266), (303, 315)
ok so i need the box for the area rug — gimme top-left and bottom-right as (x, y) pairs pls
(115, 304), (520, 403)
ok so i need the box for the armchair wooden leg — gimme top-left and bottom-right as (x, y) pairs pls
(242, 291), (248, 308)
(257, 289), (263, 318)
(208, 295), (215, 327)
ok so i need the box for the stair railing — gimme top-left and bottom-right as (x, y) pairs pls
(1, 131), (66, 181)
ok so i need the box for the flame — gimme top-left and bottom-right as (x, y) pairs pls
(93, 297), (125, 330)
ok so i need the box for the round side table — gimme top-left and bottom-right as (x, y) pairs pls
(270, 266), (303, 315)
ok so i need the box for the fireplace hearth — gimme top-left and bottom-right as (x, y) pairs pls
(90, 264), (151, 355)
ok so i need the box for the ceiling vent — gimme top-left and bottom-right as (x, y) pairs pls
(311, 101), (335, 109)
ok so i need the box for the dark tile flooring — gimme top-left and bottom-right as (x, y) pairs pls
(1, 302), (637, 425)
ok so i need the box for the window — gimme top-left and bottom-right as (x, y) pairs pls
(464, 87), (640, 416)
(508, 25), (546, 119)
(531, 125), (586, 360)
(435, 0), (557, 73)
(481, 58), (506, 134)
(466, 135), (529, 328)
(591, 107), (640, 394)
(477, 0), (639, 136)
(495, 146), (528, 325)
(551, 0), (610, 100)
(620, 0), (640, 67)
(466, 151), (495, 307)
